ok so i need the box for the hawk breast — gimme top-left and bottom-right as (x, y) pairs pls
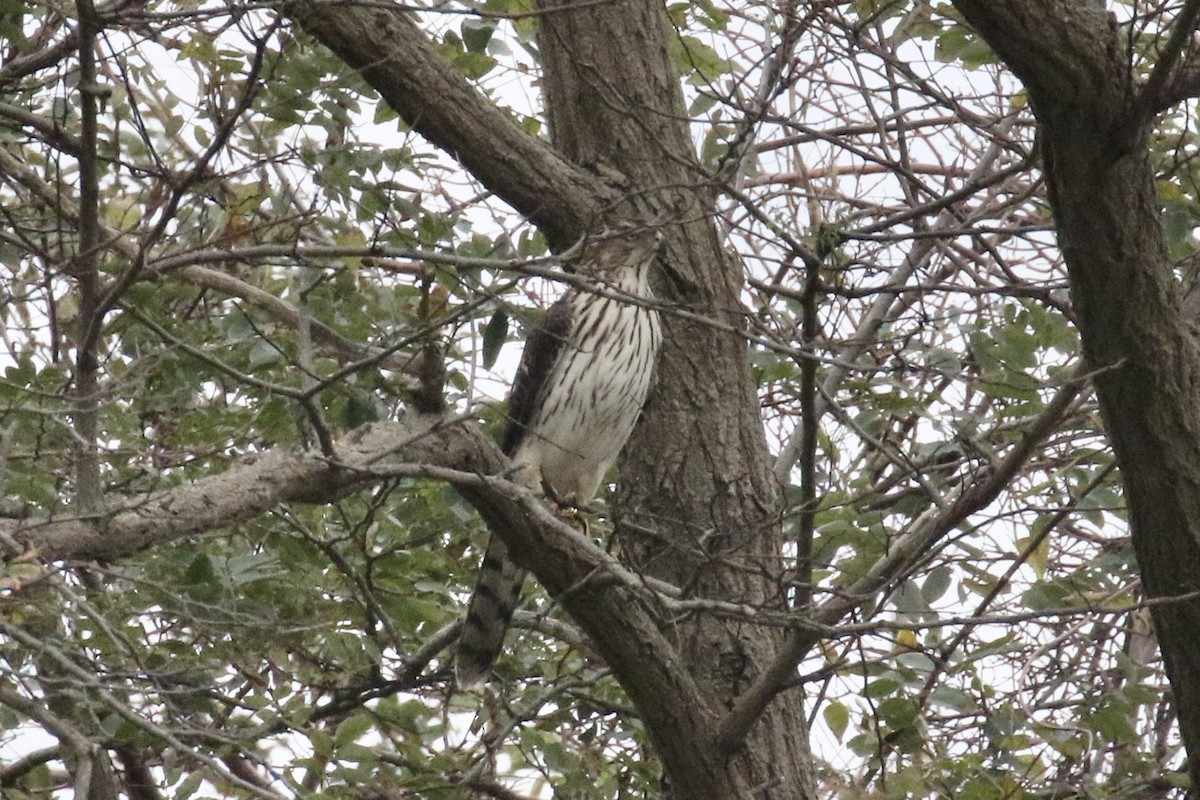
(510, 279), (663, 503)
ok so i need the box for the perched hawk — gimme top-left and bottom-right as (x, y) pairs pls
(455, 231), (672, 687)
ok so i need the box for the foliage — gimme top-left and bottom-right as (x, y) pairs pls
(0, 0), (1193, 798)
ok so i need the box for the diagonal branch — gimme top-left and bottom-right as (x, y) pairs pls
(715, 372), (1087, 756)
(1153, 51), (1200, 107)
(5, 413), (724, 795)
(1140, 0), (1200, 114)
(285, 0), (610, 249)
(416, 473), (729, 793)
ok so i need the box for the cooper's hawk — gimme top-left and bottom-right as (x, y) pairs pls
(455, 231), (672, 687)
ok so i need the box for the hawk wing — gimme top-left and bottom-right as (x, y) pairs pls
(501, 297), (574, 457)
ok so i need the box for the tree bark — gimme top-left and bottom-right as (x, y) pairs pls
(954, 0), (1200, 787)
(535, 0), (816, 796)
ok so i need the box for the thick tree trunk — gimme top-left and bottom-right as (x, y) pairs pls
(536, 1), (816, 797)
(954, 0), (1200, 787)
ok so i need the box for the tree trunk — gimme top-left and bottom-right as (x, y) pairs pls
(536, 1), (816, 796)
(953, 0), (1200, 787)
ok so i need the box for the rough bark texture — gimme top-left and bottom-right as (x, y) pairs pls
(535, 0), (816, 796)
(953, 0), (1200, 786)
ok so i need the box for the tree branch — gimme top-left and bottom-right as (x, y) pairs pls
(0, 100), (83, 155)
(0, 746), (60, 787)
(0, 0), (145, 87)
(3, 417), (497, 561)
(1154, 51), (1200, 107)
(1140, 0), (1200, 114)
(716, 372), (1086, 755)
(285, 0), (610, 249)
(72, 0), (104, 514)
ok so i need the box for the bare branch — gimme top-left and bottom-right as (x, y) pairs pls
(716, 371), (1087, 756)
(1140, 0), (1200, 113)
(0, 746), (60, 787)
(72, 0), (104, 514)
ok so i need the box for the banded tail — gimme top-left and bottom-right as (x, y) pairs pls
(456, 536), (527, 686)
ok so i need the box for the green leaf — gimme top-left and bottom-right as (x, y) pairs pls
(461, 19), (496, 53)
(923, 347), (962, 377)
(922, 565), (952, 604)
(1084, 704), (1139, 744)
(183, 553), (217, 587)
(893, 580), (932, 616)
(342, 391), (380, 429)
(335, 742), (378, 763)
(933, 25), (998, 68)
(1036, 724), (1086, 759)
(0, 0), (27, 46)
(1021, 582), (1069, 611)
(310, 729), (335, 759)
(878, 697), (918, 728)
(174, 772), (204, 800)
(930, 685), (977, 713)
(481, 308), (509, 370)
(694, 0), (729, 30)
(864, 678), (899, 698)
(247, 338), (283, 368)
(335, 713), (375, 748)
(846, 731), (879, 757)
(823, 700), (850, 742)
(454, 51), (498, 79)
(1016, 529), (1051, 579)
(671, 35), (731, 81)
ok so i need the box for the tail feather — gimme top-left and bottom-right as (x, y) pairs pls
(456, 536), (526, 687)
